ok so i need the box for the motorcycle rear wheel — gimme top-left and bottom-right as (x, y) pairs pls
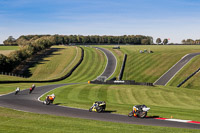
(138, 111), (147, 118)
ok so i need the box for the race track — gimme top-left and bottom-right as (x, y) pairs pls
(154, 53), (200, 85)
(0, 47), (200, 130)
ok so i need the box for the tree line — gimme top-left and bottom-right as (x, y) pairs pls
(182, 39), (200, 45)
(3, 35), (153, 46)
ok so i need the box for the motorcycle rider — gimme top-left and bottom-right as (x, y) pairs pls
(15, 87), (20, 95)
(47, 93), (56, 101)
(133, 105), (147, 116)
(32, 84), (35, 89)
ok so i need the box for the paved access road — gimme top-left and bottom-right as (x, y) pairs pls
(154, 53), (200, 85)
(0, 47), (199, 130)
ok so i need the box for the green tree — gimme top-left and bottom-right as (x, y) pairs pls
(182, 39), (186, 44)
(3, 36), (17, 46)
(156, 38), (162, 45)
(163, 39), (168, 45)
(141, 39), (150, 45)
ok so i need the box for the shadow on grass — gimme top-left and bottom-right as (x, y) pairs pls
(54, 103), (66, 105)
(13, 48), (64, 78)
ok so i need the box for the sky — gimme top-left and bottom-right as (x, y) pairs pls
(0, 0), (200, 44)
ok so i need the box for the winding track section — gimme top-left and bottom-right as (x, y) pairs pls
(0, 47), (199, 130)
(94, 47), (117, 79)
(154, 53), (200, 86)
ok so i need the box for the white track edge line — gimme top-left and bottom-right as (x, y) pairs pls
(153, 54), (189, 85)
(164, 57), (194, 86)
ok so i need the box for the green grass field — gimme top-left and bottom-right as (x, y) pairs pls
(41, 84), (200, 121)
(0, 107), (199, 133)
(0, 46), (19, 56)
(0, 46), (19, 50)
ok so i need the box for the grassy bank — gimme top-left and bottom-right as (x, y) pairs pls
(0, 107), (199, 133)
(28, 46), (80, 80)
(41, 84), (200, 121)
(120, 45), (200, 83)
(57, 46), (107, 83)
(168, 55), (200, 89)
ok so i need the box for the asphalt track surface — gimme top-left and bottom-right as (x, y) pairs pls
(94, 47), (117, 79)
(0, 48), (199, 130)
(154, 53), (200, 85)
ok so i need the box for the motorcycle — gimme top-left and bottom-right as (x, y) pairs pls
(15, 87), (20, 95)
(89, 101), (106, 113)
(15, 90), (19, 95)
(128, 105), (150, 118)
(29, 87), (33, 94)
(43, 95), (55, 105)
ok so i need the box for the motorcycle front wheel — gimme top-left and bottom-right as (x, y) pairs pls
(128, 111), (133, 117)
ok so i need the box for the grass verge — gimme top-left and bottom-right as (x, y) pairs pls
(0, 107), (199, 133)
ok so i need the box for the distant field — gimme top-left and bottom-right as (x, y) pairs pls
(41, 84), (200, 121)
(0, 46), (19, 56)
(0, 46), (19, 50)
(1, 107), (198, 133)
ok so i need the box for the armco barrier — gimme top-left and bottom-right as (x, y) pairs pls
(177, 68), (200, 87)
(118, 54), (127, 80)
(0, 47), (84, 83)
(90, 80), (153, 86)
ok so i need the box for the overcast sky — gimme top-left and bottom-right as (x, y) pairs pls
(0, 0), (200, 44)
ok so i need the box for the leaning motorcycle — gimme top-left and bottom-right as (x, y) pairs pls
(128, 105), (150, 118)
(43, 96), (54, 105)
(89, 101), (106, 113)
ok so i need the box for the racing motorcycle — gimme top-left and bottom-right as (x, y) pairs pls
(43, 95), (55, 105)
(89, 101), (106, 113)
(29, 87), (33, 94)
(128, 105), (150, 118)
